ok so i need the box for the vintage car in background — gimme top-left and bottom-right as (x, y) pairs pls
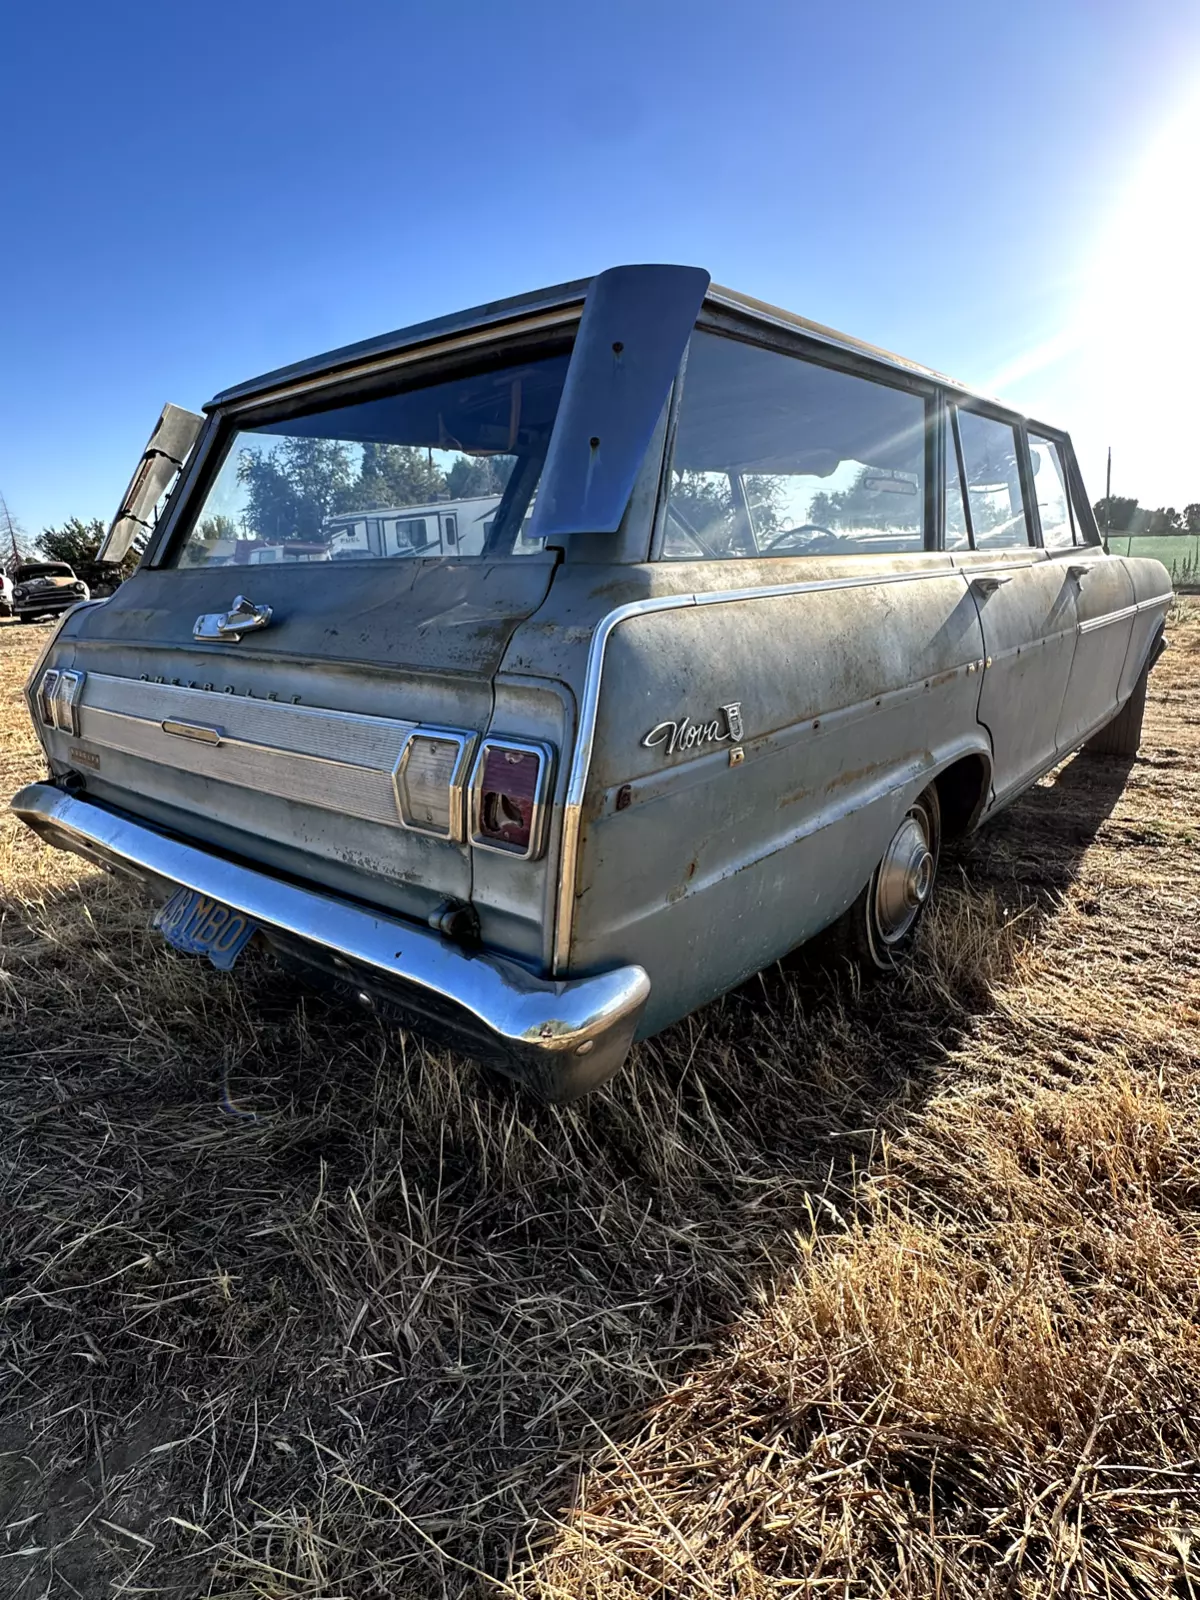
(12, 265), (1172, 1099)
(12, 561), (90, 622)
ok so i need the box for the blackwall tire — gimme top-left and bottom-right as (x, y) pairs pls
(1085, 661), (1149, 758)
(837, 784), (942, 972)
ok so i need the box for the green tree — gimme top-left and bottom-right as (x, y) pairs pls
(339, 444), (448, 513)
(237, 438), (355, 542)
(39, 517), (108, 568)
(445, 454), (513, 501)
(1092, 495), (1139, 533)
(1146, 505), (1183, 535)
(1183, 503), (1200, 533)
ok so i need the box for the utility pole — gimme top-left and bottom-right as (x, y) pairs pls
(1104, 446), (1112, 552)
(0, 491), (19, 570)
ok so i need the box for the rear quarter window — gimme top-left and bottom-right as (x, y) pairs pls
(659, 331), (929, 559)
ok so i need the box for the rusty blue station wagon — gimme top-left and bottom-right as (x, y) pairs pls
(13, 266), (1172, 1098)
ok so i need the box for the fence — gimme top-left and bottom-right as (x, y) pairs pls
(1103, 533), (1200, 587)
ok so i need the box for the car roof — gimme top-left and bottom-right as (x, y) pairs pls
(206, 265), (983, 413)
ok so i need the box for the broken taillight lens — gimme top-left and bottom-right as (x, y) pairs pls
(470, 740), (552, 859)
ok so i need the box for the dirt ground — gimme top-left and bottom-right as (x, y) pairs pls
(2, 607), (1198, 1598)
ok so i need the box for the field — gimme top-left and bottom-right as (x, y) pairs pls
(2, 609), (1200, 1599)
(1105, 533), (1200, 583)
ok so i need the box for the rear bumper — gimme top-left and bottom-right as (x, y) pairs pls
(10, 782), (650, 1101)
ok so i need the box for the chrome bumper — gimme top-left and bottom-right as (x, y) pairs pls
(10, 783), (650, 1101)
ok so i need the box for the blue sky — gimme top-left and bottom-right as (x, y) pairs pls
(2, 0), (1198, 543)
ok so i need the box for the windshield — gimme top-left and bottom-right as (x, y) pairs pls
(177, 351), (570, 570)
(17, 564), (73, 580)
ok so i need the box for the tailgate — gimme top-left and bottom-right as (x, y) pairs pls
(51, 559), (557, 928)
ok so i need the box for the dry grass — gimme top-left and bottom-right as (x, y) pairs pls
(2, 607), (1199, 1598)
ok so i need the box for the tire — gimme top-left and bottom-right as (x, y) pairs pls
(1085, 658), (1150, 758)
(18, 615), (37, 625)
(836, 784), (942, 971)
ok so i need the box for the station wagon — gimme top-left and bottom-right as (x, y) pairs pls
(12, 265), (1172, 1099)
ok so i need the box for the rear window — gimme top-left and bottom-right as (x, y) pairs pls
(660, 331), (928, 559)
(176, 352), (570, 569)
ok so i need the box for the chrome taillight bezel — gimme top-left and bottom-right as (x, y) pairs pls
(469, 738), (554, 860)
(392, 727), (476, 842)
(37, 669), (60, 727)
(48, 669), (86, 735)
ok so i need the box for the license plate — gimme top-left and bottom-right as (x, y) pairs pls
(153, 887), (258, 971)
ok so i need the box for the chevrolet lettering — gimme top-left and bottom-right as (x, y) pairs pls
(12, 264), (1171, 1100)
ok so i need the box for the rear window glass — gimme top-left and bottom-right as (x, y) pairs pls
(661, 331), (927, 559)
(176, 353), (570, 569)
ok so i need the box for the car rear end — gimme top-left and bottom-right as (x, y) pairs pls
(13, 267), (711, 1097)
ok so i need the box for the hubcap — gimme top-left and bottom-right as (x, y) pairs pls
(874, 810), (934, 944)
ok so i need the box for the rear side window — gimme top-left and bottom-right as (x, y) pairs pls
(660, 331), (928, 559)
(1028, 434), (1075, 549)
(955, 409), (1031, 549)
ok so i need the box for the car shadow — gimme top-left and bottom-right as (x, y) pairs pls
(0, 748), (1140, 1596)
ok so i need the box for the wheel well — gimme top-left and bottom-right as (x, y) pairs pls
(934, 754), (990, 840)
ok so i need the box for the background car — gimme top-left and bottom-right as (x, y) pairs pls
(11, 561), (90, 623)
(0, 571), (13, 616)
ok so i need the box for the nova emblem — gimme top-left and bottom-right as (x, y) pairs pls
(642, 702), (743, 757)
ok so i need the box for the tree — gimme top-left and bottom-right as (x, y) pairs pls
(808, 468), (922, 533)
(39, 516), (108, 568)
(339, 444), (449, 513)
(1146, 506), (1183, 535)
(1184, 503), (1200, 533)
(237, 438), (355, 542)
(445, 454), (514, 501)
(1092, 495), (1139, 533)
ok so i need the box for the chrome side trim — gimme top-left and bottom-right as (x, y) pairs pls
(1137, 591), (1174, 611)
(1078, 603), (1138, 636)
(11, 783), (649, 1102)
(551, 563), (965, 974)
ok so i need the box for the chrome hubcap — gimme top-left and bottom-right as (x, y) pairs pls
(874, 810), (934, 944)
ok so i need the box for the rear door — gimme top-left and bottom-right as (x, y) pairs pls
(1028, 431), (1136, 753)
(950, 405), (1079, 805)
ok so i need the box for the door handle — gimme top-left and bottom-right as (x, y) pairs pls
(971, 574), (1012, 595)
(1066, 564), (1090, 581)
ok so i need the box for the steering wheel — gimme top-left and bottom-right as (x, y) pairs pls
(760, 523), (842, 553)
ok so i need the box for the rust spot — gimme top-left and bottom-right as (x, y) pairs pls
(686, 859), (697, 879)
(615, 784), (632, 812)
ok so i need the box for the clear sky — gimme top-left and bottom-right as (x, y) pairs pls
(2, 0), (1198, 543)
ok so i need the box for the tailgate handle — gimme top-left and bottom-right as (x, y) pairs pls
(194, 595), (274, 642)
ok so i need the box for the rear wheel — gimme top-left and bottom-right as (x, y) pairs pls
(837, 784), (942, 970)
(1085, 659), (1149, 758)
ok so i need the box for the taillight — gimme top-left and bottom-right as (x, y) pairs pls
(470, 739), (553, 859)
(37, 669), (60, 727)
(393, 730), (474, 840)
(39, 668), (85, 734)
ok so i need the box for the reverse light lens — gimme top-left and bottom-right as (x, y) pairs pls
(471, 740), (552, 859)
(37, 669), (60, 727)
(394, 731), (472, 839)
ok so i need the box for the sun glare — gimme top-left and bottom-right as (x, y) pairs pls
(1079, 86), (1200, 503)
